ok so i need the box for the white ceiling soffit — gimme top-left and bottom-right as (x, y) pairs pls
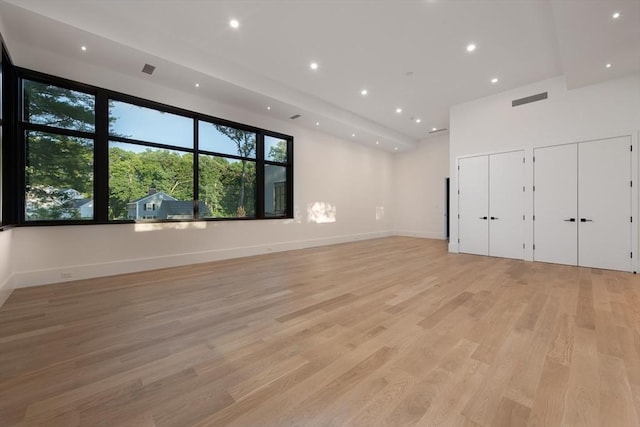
(0, 0), (637, 150)
(552, 0), (640, 90)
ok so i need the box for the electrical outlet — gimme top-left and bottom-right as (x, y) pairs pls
(61, 272), (72, 279)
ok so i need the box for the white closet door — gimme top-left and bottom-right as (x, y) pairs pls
(458, 156), (489, 255)
(489, 151), (524, 259)
(534, 144), (578, 265)
(578, 137), (631, 271)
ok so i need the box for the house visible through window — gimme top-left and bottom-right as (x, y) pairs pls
(274, 181), (286, 214)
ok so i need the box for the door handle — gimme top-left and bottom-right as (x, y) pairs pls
(564, 218), (576, 222)
(580, 218), (593, 222)
(490, 216), (499, 220)
(479, 216), (488, 220)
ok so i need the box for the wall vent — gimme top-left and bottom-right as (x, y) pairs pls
(289, 114), (301, 120)
(512, 92), (547, 107)
(428, 128), (448, 134)
(141, 64), (156, 75)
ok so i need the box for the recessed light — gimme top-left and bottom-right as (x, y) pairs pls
(395, 108), (402, 114)
(612, 12), (621, 19)
(310, 62), (319, 70)
(195, 83), (200, 88)
(415, 118), (421, 123)
(229, 19), (239, 29)
(361, 89), (368, 96)
(432, 127), (437, 131)
(266, 106), (271, 110)
(315, 122), (320, 126)
(466, 43), (476, 52)
(491, 77), (499, 84)
(81, 46), (87, 51)
(394, 147), (398, 151)
(606, 63), (612, 68)
(351, 133), (356, 137)
(376, 141), (379, 145)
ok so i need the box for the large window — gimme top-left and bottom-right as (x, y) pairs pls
(7, 69), (293, 225)
(22, 79), (95, 221)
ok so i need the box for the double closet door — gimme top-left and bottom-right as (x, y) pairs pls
(458, 150), (525, 259)
(534, 136), (632, 271)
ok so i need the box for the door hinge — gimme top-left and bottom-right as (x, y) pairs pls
(523, 215), (525, 220)
(533, 244), (536, 250)
(631, 216), (633, 223)
(523, 243), (525, 249)
(458, 214), (460, 219)
(631, 252), (633, 259)
(533, 215), (536, 221)
(458, 238), (460, 243)
(533, 185), (536, 191)
(458, 165), (460, 170)
(631, 145), (633, 152)
(631, 181), (633, 188)
(523, 157), (525, 163)
(458, 189), (460, 195)
(523, 186), (525, 192)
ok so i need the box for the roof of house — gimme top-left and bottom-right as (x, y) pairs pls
(128, 191), (177, 205)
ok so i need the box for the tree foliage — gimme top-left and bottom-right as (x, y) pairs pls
(268, 139), (288, 163)
(213, 126), (255, 212)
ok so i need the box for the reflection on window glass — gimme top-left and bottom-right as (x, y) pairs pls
(265, 164), (287, 216)
(109, 101), (193, 148)
(199, 122), (256, 158)
(108, 142), (194, 220)
(199, 154), (256, 218)
(23, 80), (95, 132)
(25, 131), (94, 221)
(265, 136), (287, 163)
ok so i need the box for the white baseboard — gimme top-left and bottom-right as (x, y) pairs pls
(448, 242), (459, 253)
(12, 230), (393, 289)
(393, 230), (445, 240)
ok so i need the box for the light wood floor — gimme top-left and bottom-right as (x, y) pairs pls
(1, 237), (639, 426)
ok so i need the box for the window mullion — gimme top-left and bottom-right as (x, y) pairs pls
(94, 90), (108, 222)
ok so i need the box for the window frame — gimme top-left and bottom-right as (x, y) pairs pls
(4, 66), (294, 226)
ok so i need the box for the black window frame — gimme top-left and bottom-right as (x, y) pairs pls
(1, 36), (18, 230)
(2, 65), (294, 226)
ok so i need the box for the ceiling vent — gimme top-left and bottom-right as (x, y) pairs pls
(512, 92), (547, 107)
(141, 64), (156, 75)
(289, 114), (301, 120)
(428, 128), (448, 134)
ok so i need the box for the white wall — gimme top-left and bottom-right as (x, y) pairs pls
(3, 43), (394, 289)
(449, 74), (640, 266)
(0, 228), (13, 305)
(392, 133), (449, 239)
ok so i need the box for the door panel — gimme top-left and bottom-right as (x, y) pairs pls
(534, 144), (578, 265)
(489, 151), (524, 259)
(578, 137), (631, 271)
(458, 156), (489, 255)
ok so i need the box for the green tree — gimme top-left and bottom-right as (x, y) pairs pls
(214, 126), (255, 213)
(108, 147), (194, 219)
(268, 139), (287, 163)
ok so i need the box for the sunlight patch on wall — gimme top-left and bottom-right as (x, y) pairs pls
(134, 221), (207, 232)
(307, 202), (337, 224)
(376, 206), (385, 220)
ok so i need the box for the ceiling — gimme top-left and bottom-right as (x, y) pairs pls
(0, 0), (638, 152)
